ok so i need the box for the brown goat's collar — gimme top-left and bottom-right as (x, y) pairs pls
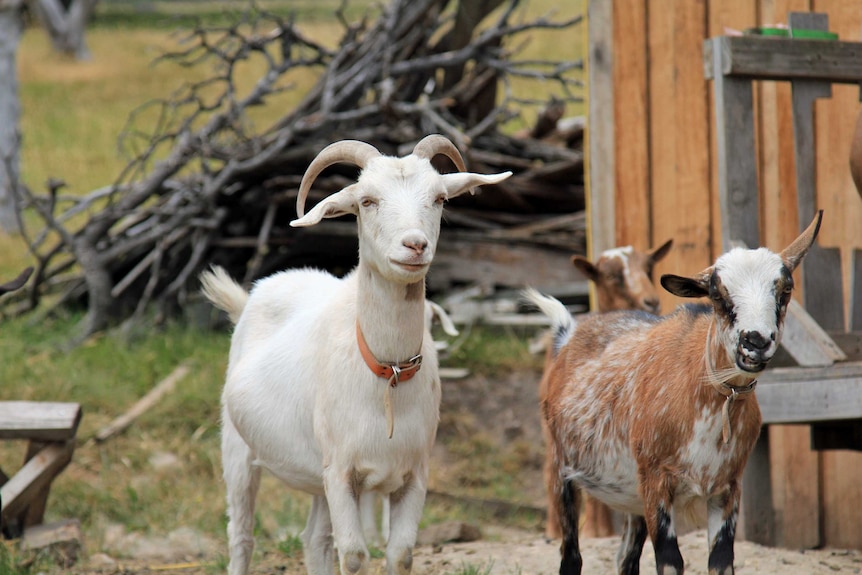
(356, 321), (423, 439)
(715, 380), (758, 445)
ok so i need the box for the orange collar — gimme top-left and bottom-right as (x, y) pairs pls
(356, 321), (423, 386)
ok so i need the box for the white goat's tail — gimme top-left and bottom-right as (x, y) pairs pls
(522, 287), (576, 357)
(200, 266), (248, 325)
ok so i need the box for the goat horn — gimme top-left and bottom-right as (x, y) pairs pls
(412, 134), (467, 173)
(296, 140), (382, 217)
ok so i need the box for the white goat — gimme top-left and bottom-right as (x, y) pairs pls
(200, 135), (510, 575)
(524, 213), (821, 575)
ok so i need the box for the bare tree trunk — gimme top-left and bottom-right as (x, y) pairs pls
(0, 0), (23, 234)
(29, 0), (98, 60)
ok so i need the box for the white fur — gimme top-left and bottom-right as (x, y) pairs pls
(201, 140), (509, 575)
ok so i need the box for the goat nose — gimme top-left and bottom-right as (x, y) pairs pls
(403, 236), (428, 255)
(741, 331), (771, 352)
(644, 297), (660, 313)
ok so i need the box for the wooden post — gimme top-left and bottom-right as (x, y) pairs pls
(788, 13), (844, 333)
(707, 37), (759, 250)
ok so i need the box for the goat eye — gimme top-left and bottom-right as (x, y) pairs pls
(360, 198), (377, 208)
(434, 194), (447, 206)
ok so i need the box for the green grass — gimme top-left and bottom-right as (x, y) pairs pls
(444, 325), (544, 377)
(453, 561), (495, 575)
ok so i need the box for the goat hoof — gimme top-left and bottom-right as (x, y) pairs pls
(396, 548), (413, 574)
(342, 550), (367, 574)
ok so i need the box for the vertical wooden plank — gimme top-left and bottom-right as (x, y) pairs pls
(787, 13), (844, 332)
(810, 0), (862, 550)
(587, 0), (615, 260)
(769, 425), (821, 548)
(853, 248), (862, 331)
(710, 41), (759, 251)
(758, 0), (807, 254)
(755, 0), (822, 554)
(740, 431), (774, 545)
(707, 0), (759, 260)
(612, 0), (650, 252)
(811, 0), (862, 330)
(649, 0), (712, 313)
(820, 451), (862, 549)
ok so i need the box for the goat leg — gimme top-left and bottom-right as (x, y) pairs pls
(222, 417), (262, 575)
(303, 496), (336, 575)
(556, 475), (583, 574)
(641, 473), (684, 575)
(385, 471), (425, 575)
(323, 469), (369, 575)
(706, 484), (739, 575)
(616, 514), (648, 575)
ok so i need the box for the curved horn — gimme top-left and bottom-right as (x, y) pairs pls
(412, 134), (467, 173)
(780, 210), (823, 272)
(296, 140), (381, 217)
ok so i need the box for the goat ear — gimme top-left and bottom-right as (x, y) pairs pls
(661, 271), (710, 298)
(780, 210), (822, 272)
(571, 255), (599, 281)
(441, 171), (512, 199)
(290, 185), (359, 227)
(648, 239), (674, 264)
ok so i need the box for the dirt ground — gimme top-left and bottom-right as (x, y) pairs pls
(72, 370), (862, 574)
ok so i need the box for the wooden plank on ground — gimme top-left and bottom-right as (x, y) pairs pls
(21, 518), (84, 567)
(94, 362), (191, 443)
(0, 441), (74, 520)
(0, 402), (81, 441)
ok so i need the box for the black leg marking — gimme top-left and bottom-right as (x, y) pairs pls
(653, 506), (684, 574)
(559, 478), (583, 575)
(618, 515), (647, 575)
(707, 516), (736, 575)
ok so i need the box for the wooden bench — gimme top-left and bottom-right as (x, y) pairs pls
(0, 401), (82, 538)
(705, 12), (862, 547)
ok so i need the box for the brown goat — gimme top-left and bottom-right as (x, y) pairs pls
(527, 212), (821, 575)
(542, 241), (673, 540)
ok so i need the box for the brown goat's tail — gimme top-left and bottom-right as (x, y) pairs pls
(200, 266), (248, 325)
(522, 288), (576, 357)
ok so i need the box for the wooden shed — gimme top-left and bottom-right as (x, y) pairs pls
(585, 0), (862, 551)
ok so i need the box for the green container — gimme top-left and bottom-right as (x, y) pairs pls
(789, 28), (839, 40)
(747, 27), (838, 40)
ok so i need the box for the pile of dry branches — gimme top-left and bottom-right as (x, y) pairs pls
(9, 0), (585, 338)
